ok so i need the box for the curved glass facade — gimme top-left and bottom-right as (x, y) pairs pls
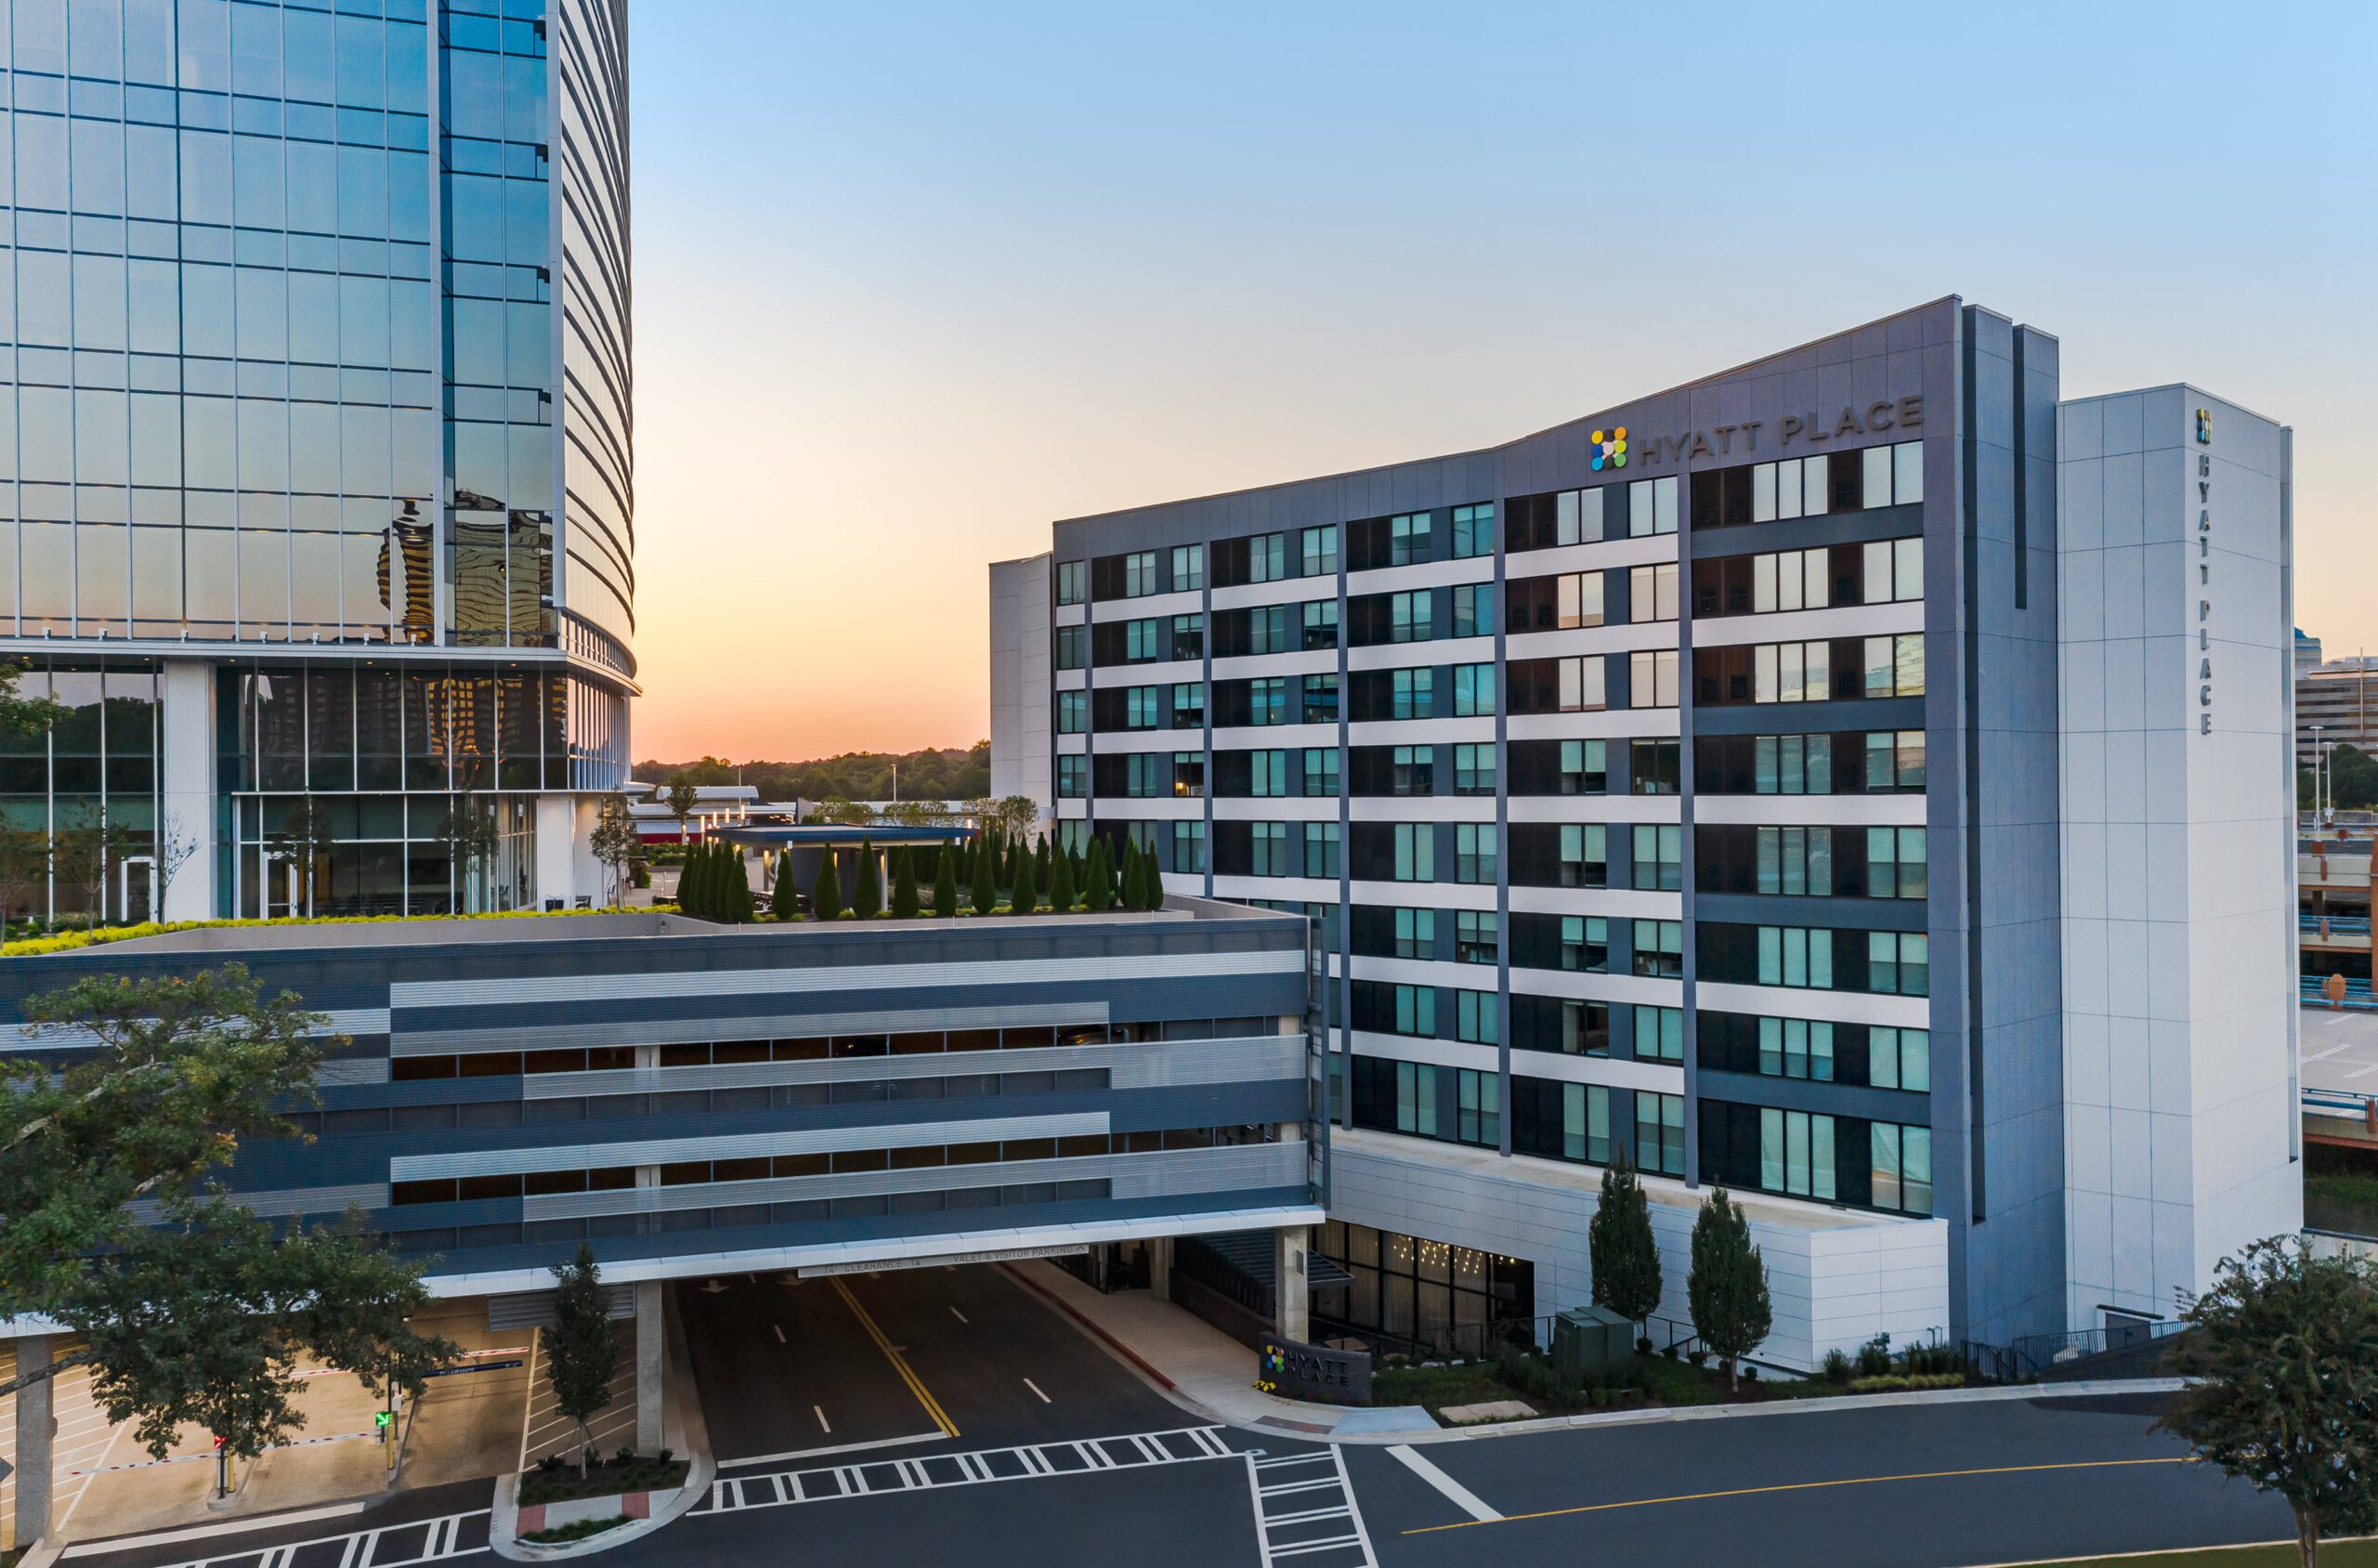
(0, 1), (632, 924)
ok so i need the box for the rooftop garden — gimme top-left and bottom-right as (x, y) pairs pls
(675, 829), (1167, 923)
(1, 903), (658, 958)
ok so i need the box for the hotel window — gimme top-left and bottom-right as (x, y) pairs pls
(1123, 686), (1161, 729)
(1757, 926), (1835, 988)
(1748, 440), (1924, 523)
(1756, 825), (1832, 896)
(1562, 738), (1607, 794)
(1629, 563), (1679, 623)
(1456, 991), (1499, 1047)
(1248, 677), (1288, 725)
(1637, 1091), (1685, 1176)
(1057, 755), (1086, 798)
(1390, 591), (1433, 643)
(1456, 1067), (1500, 1146)
(1453, 742), (1496, 795)
(1395, 1060), (1438, 1133)
(1123, 551), (1159, 597)
(1391, 512), (1432, 566)
(1172, 544), (1205, 592)
(1171, 819), (1206, 874)
(1635, 1004), (1684, 1064)
(1455, 824), (1497, 884)
(1632, 824), (1682, 892)
(1058, 690), (1086, 734)
(1302, 748), (1339, 797)
(1561, 823), (1607, 888)
(1303, 822), (1342, 879)
(1123, 752), (1168, 798)
(1756, 734), (1834, 794)
(1453, 663), (1496, 716)
(1124, 618), (1163, 662)
(1632, 920), (1683, 978)
(1562, 486), (1607, 545)
(1301, 525), (1339, 578)
(1864, 828), (1927, 899)
(1456, 909), (1498, 965)
(1244, 605), (1290, 655)
(1302, 599), (1339, 650)
(1563, 1083), (1612, 1163)
(1453, 583), (1495, 639)
(1171, 682), (1205, 728)
(1056, 624), (1087, 671)
(1629, 649), (1679, 709)
(1302, 673), (1339, 722)
(1248, 531), (1288, 582)
(1170, 614), (1205, 660)
(1056, 561), (1087, 606)
(1556, 656), (1607, 712)
(1561, 915), (1607, 973)
(1250, 821), (1290, 877)
(1392, 668), (1434, 718)
(1172, 751), (1206, 797)
(1393, 823), (1435, 882)
(1871, 1122), (1933, 1214)
(1452, 503), (1495, 559)
(1760, 1108), (1837, 1200)
(1250, 749), (1290, 797)
(1392, 986), (1438, 1039)
(1867, 932), (1929, 996)
(1863, 729), (1927, 791)
(1862, 537), (1924, 604)
(1869, 1026), (1930, 1091)
(1753, 641), (1832, 704)
(1632, 738), (1680, 795)
(1557, 572), (1605, 629)
(1627, 476), (1679, 538)
(1392, 744), (1435, 795)
(1753, 548), (1831, 613)
(1863, 634), (1926, 698)
(1394, 907), (1435, 960)
(1757, 1016), (1835, 1080)
(1893, 440), (1924, 504)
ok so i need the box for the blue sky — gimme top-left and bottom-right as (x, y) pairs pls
(625, 1), (2377, 757)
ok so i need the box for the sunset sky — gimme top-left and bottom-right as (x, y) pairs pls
(625, 2), (2376, 764)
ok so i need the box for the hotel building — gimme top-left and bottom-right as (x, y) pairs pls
(991, 297), (2301, 1353)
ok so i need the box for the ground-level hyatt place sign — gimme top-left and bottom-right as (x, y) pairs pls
(1622, 395), (1926, 467)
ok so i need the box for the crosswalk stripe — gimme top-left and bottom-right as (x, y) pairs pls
(686, 1426), (1241, 1516)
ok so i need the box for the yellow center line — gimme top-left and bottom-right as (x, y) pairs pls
(1403, 1456), (2193, 1535)
(830, 1277), (960, 1439)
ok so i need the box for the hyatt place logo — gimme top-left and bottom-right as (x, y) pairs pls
(1590, 426), (1628, 471)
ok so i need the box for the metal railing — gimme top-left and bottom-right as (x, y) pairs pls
(2301, 973), (2378, 1009)
(2010, 1317), (2186, 1373)
(2301, 914), (2372, 935)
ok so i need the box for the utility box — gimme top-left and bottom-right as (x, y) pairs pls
(1552, 1305), (1636, 1379)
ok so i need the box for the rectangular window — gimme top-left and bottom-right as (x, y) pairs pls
(1392, 987), (1438, 1040)
(1631, 824), (1682, 892)
(1634, 1004), (1682, 1063)
(1637, 1091), (1685, 1176)
(1861, 537), (1925, 605)
(1248, 532), (1287, 583)
(1301, 748), (1339, 797)
(1558, 488), (1607, 546)
(1558, 656), (1607, 712)
(1248, 677), (1288, 726)
(1759, 1107), (1837, 1200)
(1452, 583), (1495, 639)
(1871, 1122), (1932, 1214)
(1455, 991), (1499, 1046)
(1393, 908), (1435, 960)
(1453, 742), (1496, 795)
(1123, 551), (1159, 597)
(1301, 525), (1339, 578)
(1561, 915), (1607, 973)
(1453, 663), (1496, 717)
(1250, 749), (1290, 797)
(1390, 591), (1433, 643)
(1563, 1082), (1612, 1163)
(1456, 1067), (1500, 1146)
(1862, 729), (1927, 791)
(1250, 821), (1290, 877)
(1755, 926), (1836, 989)
(1631, 739), (1680, 795)
(1629, 649), (1679, 709)
(1056, 560), (1087, 605)
(1862, 634), (1926, 698)
(1629, 562), (1679, 623)
(1057, 755), (1086, 798)
(1560, 823), (1607, 888)
(1894, 439), (1924, 505)
(1456, 909), (1498, 965)
(1302, 821), (1341, 879)
(1863, 827), (1927, 899)
(1056, 624), (1088, 671)
(1754, 734), (1834, 795)
(1451, 503), (1495, 559)
(1557, 571), (1605, 629)
(1171, 614), (1205, 660)
(1390, 512), (1432, 566)
(1628, 477), (1679, 538)
(1301, 599), (1340, 650)
(1561, 738), (1607, 794)
(1631, 920), (1683, 978)
(1058, 690), (1086, 734)
(1870, 1026), (1930, 1092)
(1395, 1060), (1438, 1132)
(1124, 618), (1162, 662)
(1172, 751), (1206, 797)
(1302, 673), (1339, 723)
(1392, 668), (1434, 719)
(1867, 932), (1930, 996)
(1392, 744), (1435, 796)
(1454, 824), (1497, 884)
(1124, 686), (1162, 729)
(1751, 547), (1831, 614)
(1754, 825), (1833, 896)
(1393, 823), (1434, 882)
(1172, 683), (1206, 728)
(1171, 543), (1205, 592)
(1171, 819), (1205, 874)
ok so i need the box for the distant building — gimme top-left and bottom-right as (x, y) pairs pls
(2298, 659), (2378, 764)
(2296, 628), (2323, 680)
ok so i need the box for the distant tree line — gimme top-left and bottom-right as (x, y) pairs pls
(632, 742), (990, 805)
(2302, 743), (2378, 812)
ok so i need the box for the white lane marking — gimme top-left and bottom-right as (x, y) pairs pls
(516, 1327), (542, 1474)
(814, 1405), (831, 1433)
(949, 1307), (970, 1325)
(1386, 1443), (1502, 1522)
(1333, 1444), (1382, 1563)
(772, 1324), (786, 1344)
(2306, 1041), (2359, 1061)
(53, 1503), (369, 1558)
(1023, 1377), (1052, 1405)
(715, 1430), (945, 1470)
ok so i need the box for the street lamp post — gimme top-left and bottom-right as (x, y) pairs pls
(2312, 725), (2326, 823)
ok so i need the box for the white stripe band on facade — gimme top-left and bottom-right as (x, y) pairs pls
(389, 1111), (1110, 1181)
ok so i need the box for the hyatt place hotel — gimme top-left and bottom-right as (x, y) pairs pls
(992, 298), (2303, 1354)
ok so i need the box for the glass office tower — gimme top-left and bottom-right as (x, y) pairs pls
(0, 0), (634, 924)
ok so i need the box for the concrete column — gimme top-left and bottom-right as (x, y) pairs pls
(533, 794), (576, 908)
(159, 660), (218, 921)
(1273, 1226), (1310, 1342)
(634, 1280), (663, 1454)
(14, 1335), (54, 1555)
(1146, 1237), (1173, 1303)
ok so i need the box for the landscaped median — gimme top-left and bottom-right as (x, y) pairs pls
(512, 1454), (689, 1546)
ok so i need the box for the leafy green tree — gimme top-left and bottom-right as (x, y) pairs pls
(589, 796), (641, 907)
(2159, 1237), (2378, 1567)
(1589, 1150), (1664, 1342)
(1083, 840), (1115, 913)
(933, 844), (960, 918)
(772, 850), (801, 920)
(811, 848), (844, 920)
(1687, 1187), (1771, 1392)
(0, 663), (67, 738)
(544, 1244), (619, 1477)
(1011, 847), (1039, 914)
(2330, 745), (2378, 812)
(0, 966), (455, 1478)
(852, 839), (882, 918)
(994, 795), (1040, 840)
(1048, 849), (1076, 913)
(664, 777), (699, 842)
(970, 831), (997, 916)
(889, 847), (921, 919)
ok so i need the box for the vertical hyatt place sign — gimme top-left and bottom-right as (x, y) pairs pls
(2196, 407), (2215, 735)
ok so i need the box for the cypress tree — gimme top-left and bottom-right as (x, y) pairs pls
(970, 830), (997, 916)
(1141, 845), (1165, 909)
(852, 838), (882, 918)
(1688, 1187), (1772, 1393)
(1119, 839), (1144, 911)
(811, 847), (844, 921)
(723, 847), (752, 922)
(1036, 835), (1052, 890)
(680, 843), (707, 917)
(773, 852), (801, 920)
(1048, 848), (1076, 913)
(890, 846), (921, 919)
(1083, 840), (1114, 912)
(933, 842), (960, 918)
(1589, 1149), (1664, 1346)
(1011, 847), (1039, 913)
